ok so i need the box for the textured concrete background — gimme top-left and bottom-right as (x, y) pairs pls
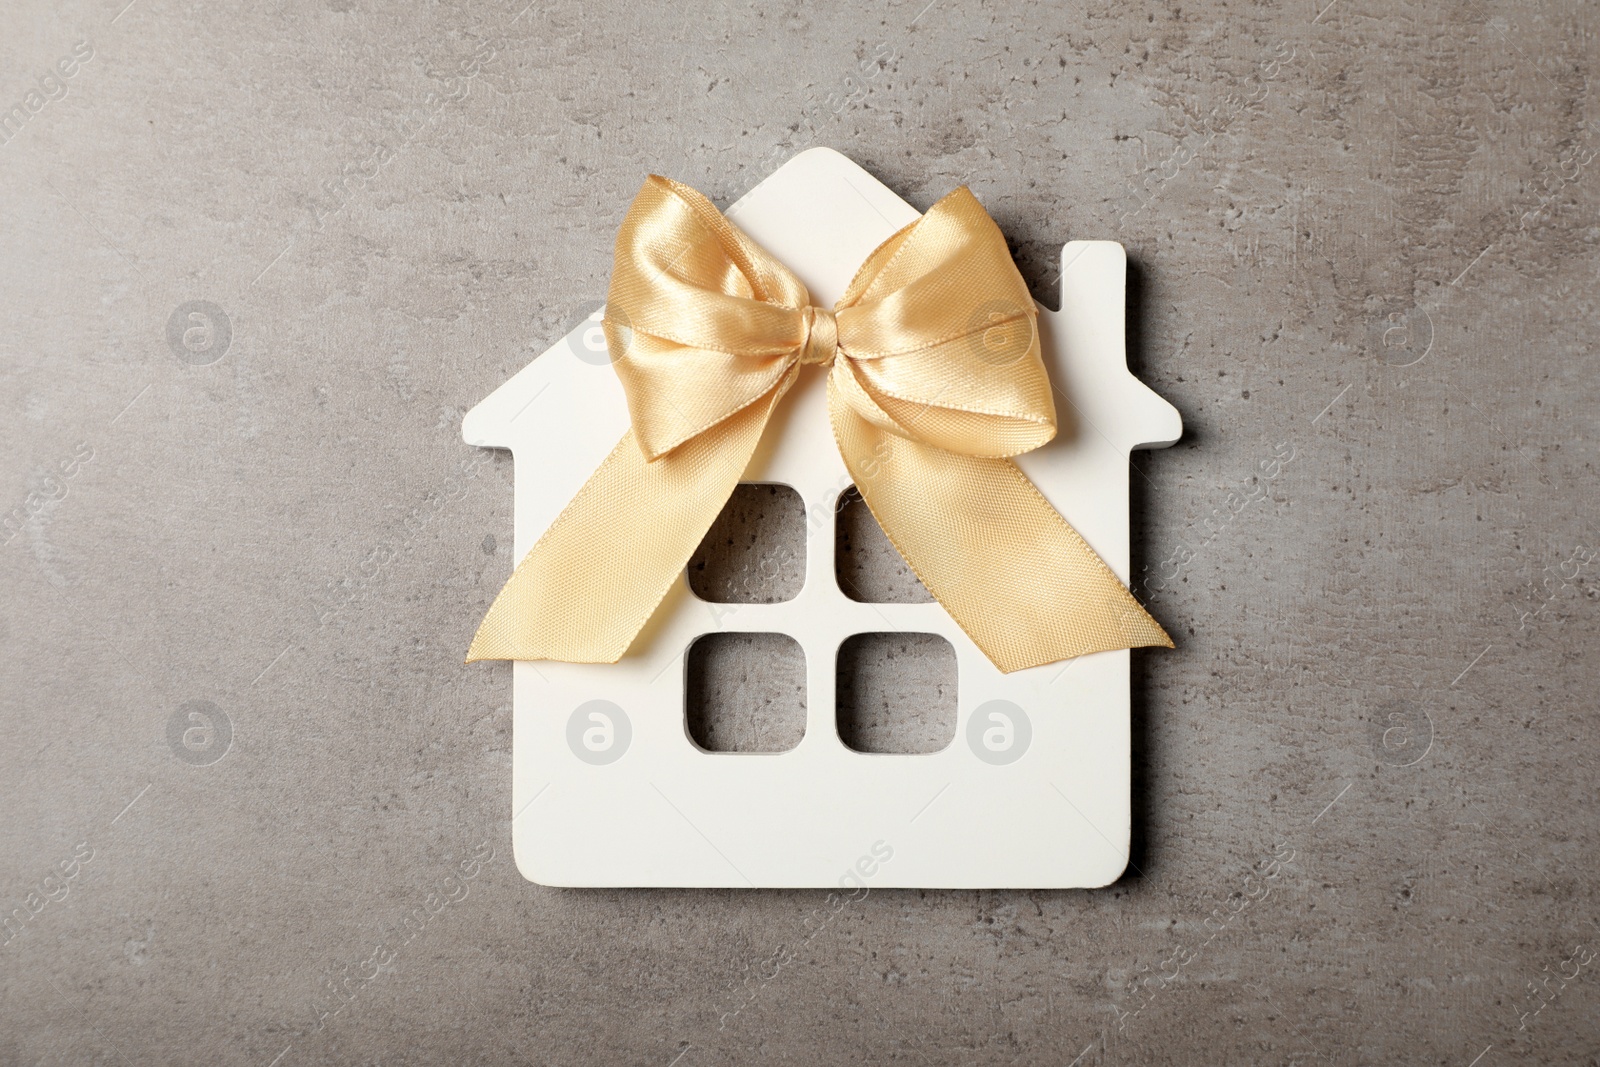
(3, 0), (1598, 1062)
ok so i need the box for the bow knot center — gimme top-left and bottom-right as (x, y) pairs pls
(797, 306), (838, 367)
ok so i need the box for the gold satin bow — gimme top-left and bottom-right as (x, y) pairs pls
(468, 175), (1171, 673)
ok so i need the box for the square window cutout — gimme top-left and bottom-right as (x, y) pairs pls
(837, 633), (957, 754)
(688, 483), (805, 603)
(685, 633), (806, 753)
(834, 486), (932, 604)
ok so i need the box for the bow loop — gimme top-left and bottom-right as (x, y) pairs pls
(605, 176), (813, 461)
(825, 188), (1058, 459)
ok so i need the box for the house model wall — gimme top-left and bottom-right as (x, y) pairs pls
(462, 148), (1182, 888)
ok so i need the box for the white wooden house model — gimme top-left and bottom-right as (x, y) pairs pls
(463, 149), (1181, 888)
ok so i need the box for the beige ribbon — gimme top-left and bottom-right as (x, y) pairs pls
(469, 176), (1171, 673)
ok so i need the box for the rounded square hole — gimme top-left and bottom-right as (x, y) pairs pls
(685, 632), (806, 753)
(688, 483), (805, 603)
(834, 486), (932, 604)
(836, 633), (957, 754)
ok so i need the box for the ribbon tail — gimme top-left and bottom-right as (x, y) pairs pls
(830, 385), (1172, 674)
(467, 379), (789, 664)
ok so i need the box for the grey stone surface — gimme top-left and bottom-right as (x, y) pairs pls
(2, 0), (1597, 1063)
(836, 632), (958, 754)
(686, 632), (808, 753)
